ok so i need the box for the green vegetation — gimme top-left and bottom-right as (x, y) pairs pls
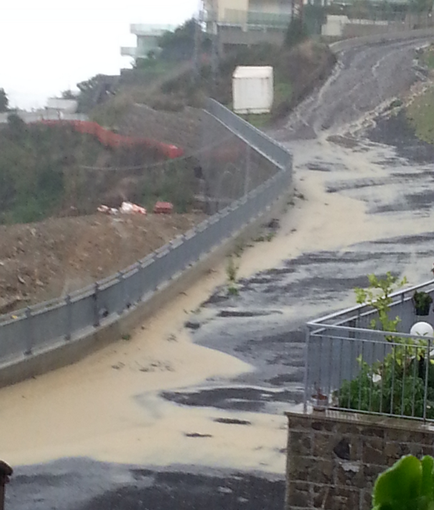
(0, 88), (9, 112)
(354, 272), (408, 333)
(90, 95), (133, 128)
(405, 45), (434, 144)
(372, 455), (434, 510)
(0, 117), (197, 224)
(420, 45), (434, 69)
(406, 88), (434, 144)
(338, 346), (434, 419)
(338, 273), (434, 420)
(135, 37), (333, 122)
(157, 19), (211, 62)
(284, 18), (308, 49)
(140, 158), (196, 213)
(0, 117), (102, 224)
(413, 291), (433, 315)
(226, 256), (239, 296)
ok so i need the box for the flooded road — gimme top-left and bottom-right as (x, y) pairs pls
(6, 36), (434, 509)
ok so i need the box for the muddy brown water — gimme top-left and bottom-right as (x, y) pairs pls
(6, 36), (434, 510)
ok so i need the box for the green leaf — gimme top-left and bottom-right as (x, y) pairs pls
(421, 456), (434, 501)
(372, 455), (434, 510)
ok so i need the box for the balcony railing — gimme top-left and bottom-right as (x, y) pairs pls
(130, 24), (176, 36)
(120, 46), (137, 58)
(304, 279), (434, 421)
(207, 8), (291, 29)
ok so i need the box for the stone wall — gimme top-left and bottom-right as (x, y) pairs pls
(285, 410), (434, 510)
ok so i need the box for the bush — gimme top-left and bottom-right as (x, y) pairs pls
(284, 18), (308, 49)
(141, 159), (195, 213)
(338, 349), (434, 419)
(337, 272), (434, 420)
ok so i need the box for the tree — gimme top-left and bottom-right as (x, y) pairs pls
(0, 88), (9, 112)
(158, 19), (197, 60)
(61, 90), (77, 99)
(410, 0), (433, 13)
(6, 113), (26, 141)
(284, 18), (308, 48)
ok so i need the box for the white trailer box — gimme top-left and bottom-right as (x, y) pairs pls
(232, 66), (274, 114)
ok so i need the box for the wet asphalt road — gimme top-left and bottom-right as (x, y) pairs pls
(9, 35), (434, 509)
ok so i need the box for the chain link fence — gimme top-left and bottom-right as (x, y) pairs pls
(0, 100), (292, 369)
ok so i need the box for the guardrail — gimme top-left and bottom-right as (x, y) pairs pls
(304, 279), (434, 421)
(0, 100), (293, 380)
(219, 8), (291, 29)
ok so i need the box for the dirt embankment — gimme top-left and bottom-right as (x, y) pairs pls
(104, 41), (336, 145)
(0, 213), (203, 313)
(118, 104), (202, 154)
(0, 40), (336, 313)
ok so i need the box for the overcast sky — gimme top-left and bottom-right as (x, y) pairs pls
(1, 1), (199, 109)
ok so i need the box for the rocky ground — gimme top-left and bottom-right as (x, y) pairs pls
(0, 213), (202, 314)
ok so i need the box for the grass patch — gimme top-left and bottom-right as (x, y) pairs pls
(420, 45), (434, 69)
(239, 80), (292, 128)
(406, 87), (434, 144)
(240, 112), (271, 128)
(140, 158), (196, 213)
(90, 95), (133, 128)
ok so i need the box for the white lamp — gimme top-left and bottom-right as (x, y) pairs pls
(410, 322), (434, 337)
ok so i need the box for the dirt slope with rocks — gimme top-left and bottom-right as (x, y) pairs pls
(0, 212), (203, 313)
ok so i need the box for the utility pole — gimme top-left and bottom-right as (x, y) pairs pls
(193, 12), (202, 82)
(193, 0), (203, 82)
(209, 0), (219, 94)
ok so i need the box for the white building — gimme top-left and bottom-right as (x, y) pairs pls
(120, 24), (176, 60)
(203, 0), (293, 53)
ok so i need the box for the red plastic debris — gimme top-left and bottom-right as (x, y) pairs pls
(153, 201), (173, 214)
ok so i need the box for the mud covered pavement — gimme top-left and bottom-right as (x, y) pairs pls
(6, 35), (434, 509)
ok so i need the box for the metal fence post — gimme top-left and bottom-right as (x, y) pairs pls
(244, 144), (251, 197)
(65, 294), (72, 341)
(93, 282), (100, 328)
(0, 461), (12, 510)
(424, 338), (431, 421)
(303, 326), (310, 414)
(118, 271), (126, 314)
(24, 307), (33, 356)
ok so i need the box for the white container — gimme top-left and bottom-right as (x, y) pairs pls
(232, 66), (274, 114)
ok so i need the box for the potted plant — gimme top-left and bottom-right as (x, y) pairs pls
(413, 291), (433, 316)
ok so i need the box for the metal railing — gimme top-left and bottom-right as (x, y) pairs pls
(0, 101), (293, 370)
(213, 8), (291, 29)
(304, 279), (434, 421)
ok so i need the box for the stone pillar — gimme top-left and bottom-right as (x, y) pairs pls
(285, 411), (434, 510)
